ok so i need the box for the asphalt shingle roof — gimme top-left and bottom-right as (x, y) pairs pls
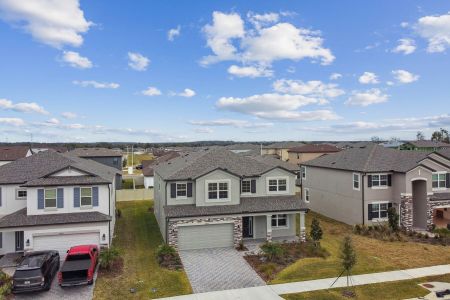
(164, 195), (307, 218)
(0, 146), (29, 161)
(70, 147), (122, 157)
(288, 144), (340, 153)
(142, 152), (180, 177)
(0, 208), (111, 228)
(406, 140), (450, 148)
(263, 142), (305, 149)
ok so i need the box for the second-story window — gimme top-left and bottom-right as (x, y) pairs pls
(44, 188), (57, 209)
(432, 172), (447, 189)
(304, 188), (310, 203)
(81, 187), (93, 206)
(207, 181), (229, 201)
(353, 173), (360, 190)
(176, 183), (187, 198)
(241, 180), (251, 193)
(371, 174), (388, 187)
(268, 178), (287, 193)
(16, 189), (27, 200)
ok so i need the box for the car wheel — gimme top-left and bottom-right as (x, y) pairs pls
(44, 280), (51, 291)
(88, 279), (93, 285)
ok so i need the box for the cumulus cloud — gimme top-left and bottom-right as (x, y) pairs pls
(392, 69), (419, 83)
(227, 65), (273, 78)
(194, 127), (214, 134)
(73, 80), (119, 89)
(0, 0), (92, 48)
(141, 86), (162, 96)
(416, 12), (450, 53)
(46, 118), (60, 125)
(358, 72), (379, 84)
(190, 119), (273, 128)
(61, 112), (77, 119)
(0, 117), (25, 126)
(0, 98), (48, 114)
(62, 51), (92, 69)
(392, 38), (416, 55)
(329, 73), (342, 80)
(168, 25), (181, 41)
(128, 52), (150, 71)
(345, 89), (388, 106)
(247, 12), (279, 29)
(177, 88), (196, 98)
(273, 79), (344, 103)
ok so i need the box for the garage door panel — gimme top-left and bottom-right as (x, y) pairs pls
(178, 223), (233, 250)
(33, 232), (100, 259)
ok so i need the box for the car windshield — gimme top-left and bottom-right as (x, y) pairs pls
(19, 255), (46, 268)
(14, 268), (42, 278)
(66, 254), (90, 261)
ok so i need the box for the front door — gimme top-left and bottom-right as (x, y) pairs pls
(15, 231), (24, 251)
(242, 217), (253, 238)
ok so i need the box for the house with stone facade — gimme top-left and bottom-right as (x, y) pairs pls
(300, 143), (450, 231)
(153, 148), (308, 250)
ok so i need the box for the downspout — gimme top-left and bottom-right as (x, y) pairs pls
(108, 183), (111, 245)
(361, 174), (365, 225)
(165, 181), (168, 244)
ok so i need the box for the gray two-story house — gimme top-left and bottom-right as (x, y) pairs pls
(300, 144), (450, 231)
(153, 149), (308, 250)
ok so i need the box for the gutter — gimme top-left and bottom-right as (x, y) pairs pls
(362, 174), (365, 225)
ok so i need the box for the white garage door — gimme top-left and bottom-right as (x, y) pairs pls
(178, 223), (234, 250)
(33, 232), (100, 259)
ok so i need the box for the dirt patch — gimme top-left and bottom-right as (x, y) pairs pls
(98, 257), (124, 278)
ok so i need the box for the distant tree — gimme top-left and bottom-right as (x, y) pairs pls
(340, 236), (356, 287)
(123, 158), (127, 168)
(431, 128), (449, 143)
(310, 218), (323, 247)
(389, 137), (401, 143)
(387, 207), (399, 232)
(416, 131), (425, 141)
(371, 136), (382, 143)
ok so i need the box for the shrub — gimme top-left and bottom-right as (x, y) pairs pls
(99, 247), (120, 270)
(353, 224), (361, 234)
(156, 244), (177, 258)
(156, 244), (181, 269)
(122, 179), (134, 189)
(387, 207), (399, 232)
(116, 209), (122, 218)
(0, 271), (12, 298)
(310, 218), (323, 247)
(260, 242), (284, 261)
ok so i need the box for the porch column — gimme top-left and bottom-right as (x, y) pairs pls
(266, 214), (272, 242)
(299, 211), (306, 242)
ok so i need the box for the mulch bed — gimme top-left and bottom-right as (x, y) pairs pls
(98, 257), (124, 277)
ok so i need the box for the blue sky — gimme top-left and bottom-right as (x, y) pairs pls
(0, 1), (449, 143)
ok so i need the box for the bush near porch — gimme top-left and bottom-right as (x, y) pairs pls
(270, 211), (450, 284)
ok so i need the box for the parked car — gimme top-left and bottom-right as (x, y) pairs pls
(136, 164), (143, 170)
(12, 251), (60, 293)
(58, 245), (99, 287)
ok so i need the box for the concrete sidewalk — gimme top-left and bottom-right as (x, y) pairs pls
(160, 264), (450, 300)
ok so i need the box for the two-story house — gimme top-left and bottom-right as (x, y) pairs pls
(300, 144), (450, 231)
(287, 144), (340, 166)
(153, 149), (308, 250)
(0, 151), (119, 258)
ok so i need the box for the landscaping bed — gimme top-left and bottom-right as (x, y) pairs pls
(0, 271), (12, 300)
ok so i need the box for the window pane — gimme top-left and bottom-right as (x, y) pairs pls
(432, 181), (438, 188)
(269, 186), (277, 191)
(45, 198), (56, 208)
(278, 218), (287, 227)
(81, 188), (91, 197)
(271, 219), (277, 226)
(278, 179), (286, 185)
(380, 210), (388, 218)
(219, 191), (228, 199)
(278, 184), (287, 191)
(208, 191), (216, 199)
(219, 182), (228, 190)
(380, 203), (388, 210)
(208, 183), (217, 191)
(242, 181), (251, 193)
(45, 189), (56, 199)
(81, 197), (91, 206)
(432, 174), (438, 181)
(269, 180), (277, 185)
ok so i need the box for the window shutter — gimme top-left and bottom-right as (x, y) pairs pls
(387, 174), (392, 186)
(368, 204), (373, 220)
(170, 183), (176, 198)
(251, 179), (256, 193)
(0, 232), (2, 248)
(57, 188), (64, 208)
(446, 173), (450, 188)
(93, 187), (99, 207)
(187, 183), (193, 197)
(74, 187), (80, 208)
(38, 189), (44, 209)
(0, 187), (2, 207)
(367, 175), (372, 188)
(388, 203), (393, 209)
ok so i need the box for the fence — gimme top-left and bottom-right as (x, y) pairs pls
(116, 188), (153, 201)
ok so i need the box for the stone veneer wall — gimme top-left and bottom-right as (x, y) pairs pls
(168, 216), (242, 250)
(401, 195), (450, 230)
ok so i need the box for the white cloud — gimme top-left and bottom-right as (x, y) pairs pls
(62, 51), (92, 69)
(358, 72), (379, 84)
(194, 127), (214, 134)
(178, 88), (196, 98)
(142, 86), (162, 96)
(0, 98), (48, 114)
(392, 38), (416, 55)
(400, 22), (409, 28)
(227, 65), (273, 78)
(46, 118), (60, 125)
(273, 79), (344, 102)
(392, 69), (419, 83)
(416, 12), (450, 53)
(73, 80), (119, 89)
(190, 119), (273, 128)
(168, 25), (181, 41)
(345, 89), (389, 106)
(61, 112), (77, 119)
(247, 12), (279, 29)
(0, 117), (25, 126)
(0, 0), (92, 48)
(329, 73), (342, 80)
(128, 52), (150, 71)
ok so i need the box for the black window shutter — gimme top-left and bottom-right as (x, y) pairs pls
(187, 182), (193, 197)
(446, 173), (450, 188)
(367, 175), (372, 188)
(388, 203), (393, 209)
(368, 204), (373, 220)
(387, 174), (392, 186)
(170, 183), (176, 198)
(251, 179), (256, 193)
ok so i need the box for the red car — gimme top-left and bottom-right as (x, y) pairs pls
(58, 245), (99, 287)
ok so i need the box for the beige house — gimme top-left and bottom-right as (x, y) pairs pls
(287, 144), (340, 165)
(261, 142), (305, 161)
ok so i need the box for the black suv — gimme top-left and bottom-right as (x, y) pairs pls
(12, 250), (60, 293)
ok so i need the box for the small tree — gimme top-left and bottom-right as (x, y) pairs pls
(260, 242), (284, 261)
(99, 247), (120, 270)
(387, 207), (399, 232)
(310, 218), (323, 247)
(340, 236), (356, 287)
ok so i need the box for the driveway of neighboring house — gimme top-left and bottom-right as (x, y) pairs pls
(179, 247), (265, 293)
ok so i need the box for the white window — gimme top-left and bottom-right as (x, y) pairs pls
(301, 166), (306, 180)
(304, 188), (310, 203)
(176, 183), (187, 198)
(44, 188), (57, 209)
(206, 180), (230, 201)
(371, 174), (388, 188)
(80, 187), (92, 207)
(16, 189), (27, 200)
(371, 202), (389, 220)
(241, 180), (251, 194)
(353, 173), (360, 190)
(267, 177), (288, 193)
(432, 172), (447, 190)
(271, 214), (288, 228)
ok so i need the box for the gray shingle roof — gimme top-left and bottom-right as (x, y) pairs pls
(0, 151), (120, 185)
(302, 144), (429, 173)
(438, 148), (450, 160)
(0, 146), (30, 161)
(263, 142), (305, 149)
(164, 195), (307, 218)
(154, 149), (296, 180)
(406, 140), (450, 148)
(70, 147), (122, 157)
(0, 208), (111, 228)
(22, 176), (111, 187)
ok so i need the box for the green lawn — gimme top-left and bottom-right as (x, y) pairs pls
(127, 153), (154, 166)
(272, 212), (450, 284)
(283, 274), (450, 300)
(93, 200), (192, 300)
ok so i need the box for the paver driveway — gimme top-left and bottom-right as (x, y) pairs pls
(179, 247), (265, 293)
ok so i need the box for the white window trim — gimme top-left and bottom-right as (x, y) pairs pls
(266, 176), (289, 195)
(371, 201), (389, 221)
(304, 188), (310, 203)
(205, 179), (231, 202)
(80, 187), (93, 208)
(16, 189), (27, 200)
(271, 214), (289, 229)
(0, 232), (2, 248)
(175, 182), (188, 199)
(241, 179), (252, 195)
(432, 172), (447, 191)
(353, 173), (361, 191)
(44, 188), (57, 209)
(370, 173), (389, 189)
